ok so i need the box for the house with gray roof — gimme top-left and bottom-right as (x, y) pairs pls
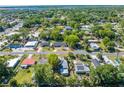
(91, 55), (100, 68)
(40, 40), (49, 47)
(65, 26), (72, 30)
(60, 58), (69, 76)
(74, 60), (90, 74)
(51, 42), (67, 47)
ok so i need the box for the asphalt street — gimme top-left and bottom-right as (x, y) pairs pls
(0, 50), (123, 56)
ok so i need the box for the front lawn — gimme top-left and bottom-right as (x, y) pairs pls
(14, 68), (33, 85)
(108, 55), (116, 61)
(99, 42), (107, 52)
(42, 47), (54, 52)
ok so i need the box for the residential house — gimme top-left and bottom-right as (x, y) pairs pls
(74, 60), (90, 74)
(91, 55), (100, 68)
(7, 57), (21, 68)
(7, 44), (23, 49)
(60, 58), (69, 76)
(40, 41), (49, 47)
(24, 41), (38, 49)
(90, 43), (100, 51)
(21, 58), (35, 69)
(51, 42), (67, 47)
(102, 55), (115, 66)
(65, 26), (72, 30)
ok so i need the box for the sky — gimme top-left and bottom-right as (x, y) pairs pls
(0, 0), (124, 6)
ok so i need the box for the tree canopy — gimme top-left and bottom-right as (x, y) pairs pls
(64, 35), (79, 48)
(48, 54), (60, 72)
(90, 64), (120, 86)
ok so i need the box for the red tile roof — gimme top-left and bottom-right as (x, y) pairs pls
(22, 58), (35, 65)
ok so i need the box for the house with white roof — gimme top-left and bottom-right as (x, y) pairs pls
(7, 57), (21, 68)
(80, 25), (91, 31)
(24, 41), (38, 49)
(90, 43), (100, 51)
(102, 55), (115, 66)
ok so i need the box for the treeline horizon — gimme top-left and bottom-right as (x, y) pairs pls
(0, 5), (124, 10)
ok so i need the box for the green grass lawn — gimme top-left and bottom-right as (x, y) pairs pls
(108, 55), (116, 61)
(14, 68), (33, 84)
(32, 54), (47, 62)
(0, 55), (17, 63)
(99, 42), (107, 52)
(24, 50), (36, 52)
(120, 56), (124, 64)
(42, 47), (54, 52)
(2, 48), (13, 52)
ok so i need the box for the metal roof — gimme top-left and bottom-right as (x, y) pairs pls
(25, 41), (38, 47)
(7, 57), (21, 68)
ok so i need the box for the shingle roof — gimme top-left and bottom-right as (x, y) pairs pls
(40, 58), (48, 64)
(61, 58), (68, 69)
(22, 58), (35, 65)
(52, 42), (67, 47)
(75, 62), (90, 73)
(41, 41), (49, 47)
(65, 26), (72, 30)
(91, 59), (100, 68)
